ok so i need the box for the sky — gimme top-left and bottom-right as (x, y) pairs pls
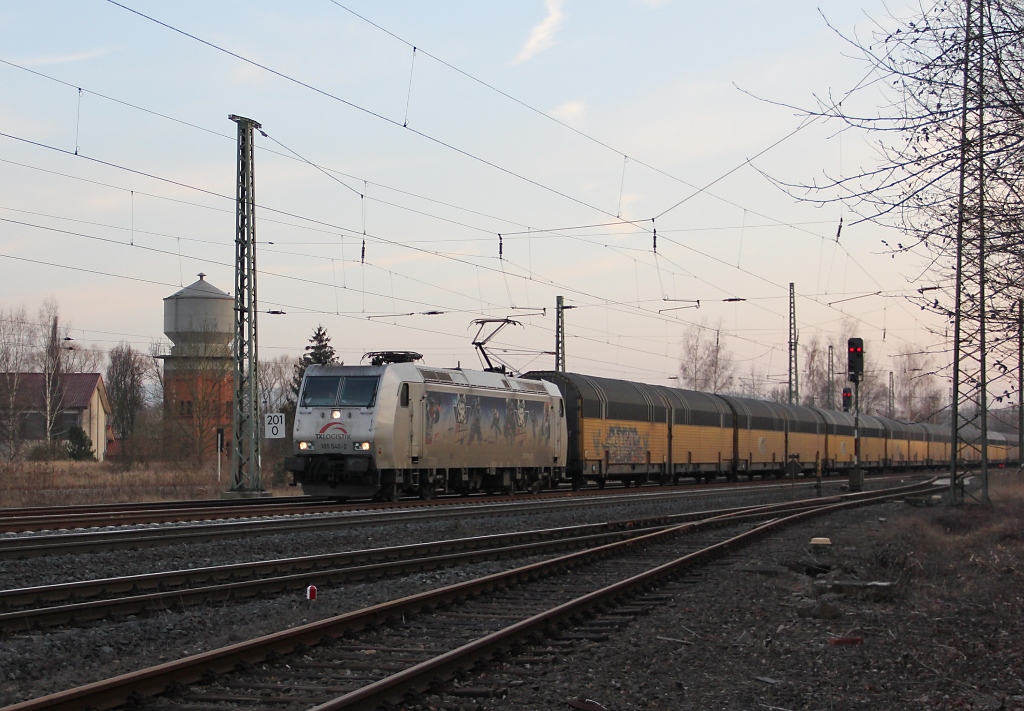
(0, 0), (942, 390)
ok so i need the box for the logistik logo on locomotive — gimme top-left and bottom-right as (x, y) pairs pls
(316, 422), (349, 439)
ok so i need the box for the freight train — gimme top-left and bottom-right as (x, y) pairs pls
(285, 353), (1017, 499)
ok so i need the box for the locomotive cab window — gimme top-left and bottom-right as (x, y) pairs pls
(300, 376), (342, 407)
(399, 382), (410, 407)
(339, 376), (380, 408)
(558, 399), (564, 417)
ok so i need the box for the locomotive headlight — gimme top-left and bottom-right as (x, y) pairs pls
(331, 410), (342, 419)
(354, 441), (371, 451)
(298, 441), (314, 451)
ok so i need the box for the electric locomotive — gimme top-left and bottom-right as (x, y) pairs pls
(286, 352), (568, 499)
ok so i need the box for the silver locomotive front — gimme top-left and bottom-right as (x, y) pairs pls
(286, 364), (386, 498)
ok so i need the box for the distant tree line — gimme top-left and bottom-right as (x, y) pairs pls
(677, 320), (952, 426)
(0, 297), (344, 476)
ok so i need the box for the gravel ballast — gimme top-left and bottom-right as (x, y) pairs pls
(7, 478), (1015, 710)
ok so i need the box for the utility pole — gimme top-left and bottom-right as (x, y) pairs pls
(555, 296), (575, 372)
(949, 0), (990, 507)
(827, 344), (835, 410)
(889, 371), (895, 419)
(229, 114), (262, 494)
(788, 282), (798, 405)
(1019, 299), (1022, 469)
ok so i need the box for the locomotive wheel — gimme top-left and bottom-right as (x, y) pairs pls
(384, 485), (401, 502)
(418, 473), (436, 500)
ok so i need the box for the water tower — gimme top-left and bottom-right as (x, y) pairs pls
(162, 273), (234, 463)
(164, 273), (233, 356)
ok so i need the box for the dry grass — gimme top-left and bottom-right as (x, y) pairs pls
(858, 472), (1024, 603)
(0, 460), (300, 508)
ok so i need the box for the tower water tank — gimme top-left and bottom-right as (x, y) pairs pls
(163, 273), (233, 356)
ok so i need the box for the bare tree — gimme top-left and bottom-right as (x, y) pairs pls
(678, 320), (735, 393)
(33, 299), (67, 445)
(259, 354), (295, 416)
(735, 363), (770, 399)
(799, 334), (834, 409)
(0, 306), (31, 461)
(892, 349), (946, 423)
(106, 343), (148, 442)
(64, 343), (104, 374)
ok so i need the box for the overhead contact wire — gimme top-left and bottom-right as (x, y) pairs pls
(106, 0), (629, 223)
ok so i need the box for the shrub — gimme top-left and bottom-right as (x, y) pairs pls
(66, 426), (95, 461)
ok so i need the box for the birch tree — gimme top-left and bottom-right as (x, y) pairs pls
(678, 320), (735, 394)
(0, 307), (31, 461)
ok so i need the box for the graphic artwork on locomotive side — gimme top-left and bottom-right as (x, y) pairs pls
(424, 390), (553, 450)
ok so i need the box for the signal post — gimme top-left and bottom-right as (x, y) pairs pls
(847, 338), (864, 492)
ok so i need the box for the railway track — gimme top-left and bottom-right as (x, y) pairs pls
(0, 478), (856, 559)
(0, 497), (333, 534)
(0, 473), (918, 534)
(3, 479), (936, 711)
(0, 495), (856, 633)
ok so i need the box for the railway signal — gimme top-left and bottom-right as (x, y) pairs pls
(847, 337), (864, 383)
(842, 387), (852, 412)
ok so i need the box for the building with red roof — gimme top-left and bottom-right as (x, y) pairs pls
(9, 372), (112, 461)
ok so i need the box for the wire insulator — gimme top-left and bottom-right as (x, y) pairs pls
(499, 234), (503, 260)
(361, 239), (365, 264)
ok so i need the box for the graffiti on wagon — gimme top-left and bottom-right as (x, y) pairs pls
(593, 425), (649, 463)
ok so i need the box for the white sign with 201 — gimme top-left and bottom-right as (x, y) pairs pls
(265, 413), (286, 439)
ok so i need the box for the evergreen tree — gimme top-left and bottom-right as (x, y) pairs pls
(66, 425), (95, 461)
(290, 325), (339, 401)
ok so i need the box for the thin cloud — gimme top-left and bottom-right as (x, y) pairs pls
(513, 0), (566, 65)
(549, 100), (586, 124)
(14, 47), (119, 66)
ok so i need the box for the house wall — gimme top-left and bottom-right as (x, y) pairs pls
(81, 386), (108, 461)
